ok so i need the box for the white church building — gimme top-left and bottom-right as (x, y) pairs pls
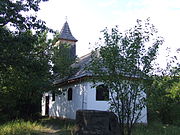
(41, 21), (147, 123)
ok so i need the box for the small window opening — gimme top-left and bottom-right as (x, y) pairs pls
(96, 85), (109, 101)
(67, 88), (72, 101)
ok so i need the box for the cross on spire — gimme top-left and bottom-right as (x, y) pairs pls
(65, 16), (68, 22)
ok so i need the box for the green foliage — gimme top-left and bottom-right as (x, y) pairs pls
(148, 75), (180, 125)
(0, 118), (75, 135)
(0, 0), (48, 32)
(1, 118), (179, 135)
(52, 44), (76, 79)
(133, 121), (180, 135)
(0, 29), (52, 119)
(88, 18), (163, 135)
(0, 0), (52, 120)
(50, 32), (77, 84)
(40, 117), (75, 131)
(147, 46), (180, 126)
(0, 120), (47, 135)
(166, 79), (180, 99)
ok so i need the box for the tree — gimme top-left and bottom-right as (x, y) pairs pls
(88, 19), (164, 135)
(0, 0), (48, 31)
(51, 34), (76, 79)
(50, 32), (77, 94)
(148, 54), (180, 125)
(149, 75), (180, 125)
(0, 0), (51, 120)
(0, 30), (52, 119)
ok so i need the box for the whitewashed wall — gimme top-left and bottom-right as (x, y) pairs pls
(41, 94), (46, 116)
(41, 92), (50, 116)
(41, 81), (147, 123)
(42, 81), (88, 119)
(86, 82), (109, 111)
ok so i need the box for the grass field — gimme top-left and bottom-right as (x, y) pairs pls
(0, 118), (179, 135)
(133, 121), (180, 135)
(0, 117), (75, 135)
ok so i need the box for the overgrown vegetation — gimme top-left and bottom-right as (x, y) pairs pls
(133, 121), (180, 135)
(0, 118), (179, 135)
(51, 41), (77, 81)
(0, 0), (52, 120)
(148, 75), (180, 126)
(88, 18), (164, 135)
(0, 120), (48, 135)
(0, 1), (179, 135)
(0, 118), (75, 135)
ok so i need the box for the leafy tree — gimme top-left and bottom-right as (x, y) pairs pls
(0, 30), (52, 119)
(0, 0), (51, 120)
(0, 0), (48, 31)
(88, 19), (163, 135)
(149, 76), (180, 125)
(148, 55), (180, 125)
(50, 32), (77, 90)
(52, 45), (76, 78)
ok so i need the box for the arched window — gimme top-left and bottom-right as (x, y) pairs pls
(96, 85), (109, 101)
(67, 88), (72, 101)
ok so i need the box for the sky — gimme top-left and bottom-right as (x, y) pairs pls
(37, 0), (180, 64)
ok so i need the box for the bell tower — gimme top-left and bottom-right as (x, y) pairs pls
(58, 21), (78, 59)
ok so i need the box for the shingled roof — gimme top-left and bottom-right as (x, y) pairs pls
(59, 21), (78, 42)
(54, 53), (92, 85)
(53, 51), (147, 86)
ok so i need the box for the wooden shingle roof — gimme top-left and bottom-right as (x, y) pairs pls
(59, 21), (77, 42)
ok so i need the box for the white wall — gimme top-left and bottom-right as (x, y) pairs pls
(42, 81), (147, 123)
(41, 92), (49, 116)
(86, 82), (110, 111)
(44, 81), (88, 119)
(41, 94), (46, 116)
(86, 82), (147, 123)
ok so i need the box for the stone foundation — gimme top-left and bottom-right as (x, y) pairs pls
(75, 110), (119, 135)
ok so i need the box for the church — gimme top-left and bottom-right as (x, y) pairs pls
(41, 21), (147, 123)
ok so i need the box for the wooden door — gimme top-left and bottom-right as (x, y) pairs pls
(45, 96), (49, 116)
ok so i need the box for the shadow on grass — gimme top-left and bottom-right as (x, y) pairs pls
(38, 116), (75, 135)
(133, 121), (180, 135)
(38, 130), (72, 135)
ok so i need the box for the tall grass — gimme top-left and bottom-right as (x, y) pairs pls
(0, 118), (179, 135)
(0, 118), (75, 135)
(0, 120), (48, 135)
(40, 117), (75, 129)
(133, 121), (180, 135)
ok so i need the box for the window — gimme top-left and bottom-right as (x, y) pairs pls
(67, 88), (72, 101)
(52, 92), (55, 101)
(96, 85), (109, 101)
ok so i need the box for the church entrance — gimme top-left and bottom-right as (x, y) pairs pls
(45, 96), (49, 116)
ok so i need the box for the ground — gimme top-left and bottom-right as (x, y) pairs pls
(38, 117), (75, 135)
(0, 117), (75, 135)
(0, 117), (179, 135)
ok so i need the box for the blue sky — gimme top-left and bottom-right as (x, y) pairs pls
(38, 0), (180, 65)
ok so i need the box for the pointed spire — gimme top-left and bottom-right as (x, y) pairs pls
(59, 21), (78, 42)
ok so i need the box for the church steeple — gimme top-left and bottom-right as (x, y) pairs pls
(59, 21), (77, 42)
(58, 21), (77, 59)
